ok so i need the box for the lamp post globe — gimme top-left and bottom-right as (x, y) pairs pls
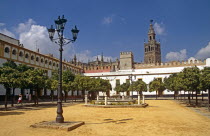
(48, 15), (79, 123)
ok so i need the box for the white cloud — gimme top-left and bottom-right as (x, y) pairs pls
(1, 19), (116, 63)
(15, 19), (36, 33)
(154, 22), (166, 35)
(10, 19), (59, 58)
(0, 28), (16, 38)
(18, 23), (59, 57)
(102, 15), (114, 25)
(166, 49), (187, 61)
(195, 42), (210, 60)
(0, 23), (5, 27)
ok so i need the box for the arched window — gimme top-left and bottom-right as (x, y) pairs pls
(56, 64), (59, 67)
(195, 60), (197, 63)
(19, 51), (23, 57)
(45, 60), (48, 64)
(41, 58), (44, 63)
(4, 47), (10, 53)
(12, 49), (16, 55)
(31, 55), (34, 60)
(49, 61), (52, 65)
(25, 54), (29, 58)
(53, 63), (55, 66)
(36, 57), (39, 62)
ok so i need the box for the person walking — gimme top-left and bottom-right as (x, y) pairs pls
(17, 94), (22, 105)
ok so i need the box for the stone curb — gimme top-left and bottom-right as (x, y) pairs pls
(30, 121), (85, 131)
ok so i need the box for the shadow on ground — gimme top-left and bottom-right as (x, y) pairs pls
(0, 102), (78, 112)
(0, 111), (24, 116)
(86, 118), (133, 125)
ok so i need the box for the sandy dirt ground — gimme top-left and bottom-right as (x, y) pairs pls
(0, 100), (210, 136)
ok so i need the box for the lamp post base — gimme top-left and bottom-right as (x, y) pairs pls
(56, 117), (64, 123)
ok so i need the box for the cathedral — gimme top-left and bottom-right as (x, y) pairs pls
(72, 20), (162, 73)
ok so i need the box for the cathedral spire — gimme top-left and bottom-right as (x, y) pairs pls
(148, 19), (156, 41)
(101, 52), (104, 62)
(96, 56), (99, 61)
(144, 20), (161, 64)
(74, 54), (77, 65)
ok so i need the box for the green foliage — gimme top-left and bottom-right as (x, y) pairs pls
(2, 60), (17, 69)
(115, 82), (130, 93)
(164, 73), (184, 92)
(200, 67), (210, 90)
(128, 80), (147, 93)
(23, 68), (48, 90)
(0, 67), (21, 89)
(181, 66), (200, 91)
(62, 70), (75, 84)
(149, 78), (165, 92)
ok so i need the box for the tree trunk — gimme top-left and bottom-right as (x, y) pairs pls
(202, 90), (204, 101)
(174, 91), (176, 100)
(4, 88), (10, 111)
(156, 91), (157, 100)
(51, 90), (54, 103)
(82, 90), (85, 102)
(208, 89), (210, 111)
(11, 88), (15, 107)
(195, 90), (198, 106)
(188, 91), (191, 104)
(184, 91), (185, 100)
(34, 89), (38, 106)
(192, 91), (193, 99)
(64, 91), (67, 102)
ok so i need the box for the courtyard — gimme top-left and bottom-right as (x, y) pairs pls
(0, 100), (210, 136)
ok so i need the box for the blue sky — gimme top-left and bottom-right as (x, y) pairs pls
(1, 0), (210, 63)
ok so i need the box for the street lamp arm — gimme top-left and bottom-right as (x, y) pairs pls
(51, 38), (75, 46)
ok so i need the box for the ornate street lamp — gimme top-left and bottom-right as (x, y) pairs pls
(48, 15), (79, 123)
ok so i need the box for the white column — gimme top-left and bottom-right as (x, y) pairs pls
(138, 94), (141, 105)
(122, 95), (125, 100)
(105, 95), (107, 105)
(97, 95), (99, 101)
(85, 95), (88, 105)
(143, 95), (145, 104)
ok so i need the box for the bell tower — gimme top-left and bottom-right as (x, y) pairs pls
(144, 20), (161, 64)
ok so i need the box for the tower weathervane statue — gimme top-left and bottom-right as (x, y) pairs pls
(48, 15), (79, 123)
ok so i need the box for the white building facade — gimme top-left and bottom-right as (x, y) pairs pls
(84, 58), (210, 96)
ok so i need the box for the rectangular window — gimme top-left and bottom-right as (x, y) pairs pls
(126, 79), (130, 84)
(116, 79), (120, 87)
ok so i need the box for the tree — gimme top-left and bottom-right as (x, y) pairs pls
(129, 80), (147, 97)
(164, 73), (184, 100)
(149, 78), (165, 99)
(181, 66), (200, 105)
(62, 70), (75, 102)
(0, 67), (20, 109)
(115, 82), (130, 96)
(90, 78), (111, 99)
(200, 67), (210, 105)
(23, 68), (48, 105)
